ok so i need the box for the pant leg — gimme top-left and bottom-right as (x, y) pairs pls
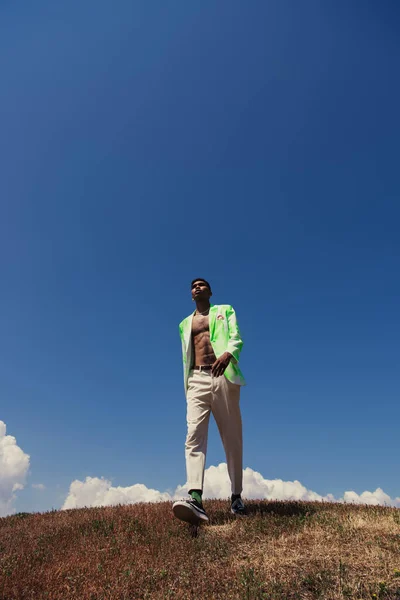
(185, 370), (213, 492)
(211, 375), (243, 495)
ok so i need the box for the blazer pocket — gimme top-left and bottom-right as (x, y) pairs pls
(215, 315), (228, 335)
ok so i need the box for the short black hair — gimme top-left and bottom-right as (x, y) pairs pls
(191, 278), (212, 291)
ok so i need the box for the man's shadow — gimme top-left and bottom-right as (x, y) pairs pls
(245, 500), (316, 518)
(210, 499), (317, 525)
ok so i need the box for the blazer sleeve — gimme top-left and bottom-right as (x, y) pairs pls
(226, 305), (243, 364)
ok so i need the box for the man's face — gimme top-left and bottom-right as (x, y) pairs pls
(191, 280), (212, 302)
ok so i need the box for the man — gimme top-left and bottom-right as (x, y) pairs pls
(172, 278), (246, 524)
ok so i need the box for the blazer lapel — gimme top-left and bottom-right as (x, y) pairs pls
(183, 314), (194, 353)
(209, 304), (217, 341)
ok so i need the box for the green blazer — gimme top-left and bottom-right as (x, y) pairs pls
(179, 304), (246, 392)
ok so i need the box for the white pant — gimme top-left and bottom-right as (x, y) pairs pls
(185, 369), (243, 495)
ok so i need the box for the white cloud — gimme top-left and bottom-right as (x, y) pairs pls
(341, 488), (400, 507)
(32, 483), (46, 491)
(62, 462), (400, 511)
(174, 463), (337, 502)
(0, 421), (30, 516)
(62, 476), (171, 510)
(173, 463), (335, 502)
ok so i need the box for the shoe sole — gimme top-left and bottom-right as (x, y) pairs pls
(231, 509), (247, 517)
(173, 502), (209, 524)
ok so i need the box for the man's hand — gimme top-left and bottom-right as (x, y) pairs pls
(211, 352), (232, 377)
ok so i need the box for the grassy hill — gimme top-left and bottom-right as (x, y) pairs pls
(1, 499), (400, 599)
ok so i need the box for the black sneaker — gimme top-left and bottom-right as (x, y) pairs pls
(173, 498), (209, 524)
(231, 496), (247, 516)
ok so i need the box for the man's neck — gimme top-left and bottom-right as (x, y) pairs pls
(195, 300), (211, 314)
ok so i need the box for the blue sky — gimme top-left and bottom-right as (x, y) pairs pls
(1, 0), (399, 514)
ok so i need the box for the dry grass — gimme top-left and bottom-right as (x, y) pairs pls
(1, 500), (400, 599)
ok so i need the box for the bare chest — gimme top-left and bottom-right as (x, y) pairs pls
(191, 314), (216, 366)
(191, 314), (210, 338)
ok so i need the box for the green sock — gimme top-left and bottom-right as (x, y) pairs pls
(190, 490), (202, 504)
